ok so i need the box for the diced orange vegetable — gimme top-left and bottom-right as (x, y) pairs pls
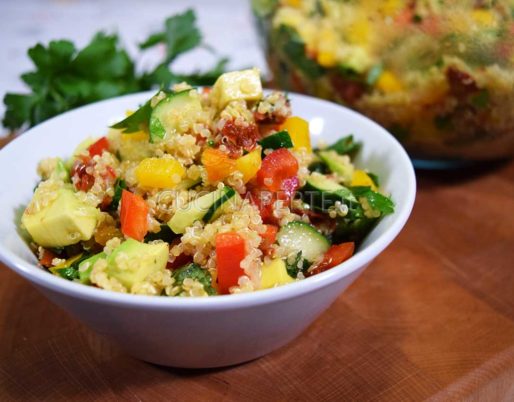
(236, 148), (262, 183)
(135, 157), (185, 189)
(279, 116), (312, 152)
(215, 232), (246, 294)
(309, 242), (355, 276)
(88, 137), (109, 157)
(120, 190), (149, 241)
(202, 148), (236, 182)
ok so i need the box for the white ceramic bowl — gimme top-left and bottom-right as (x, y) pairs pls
(0, 91), (416, 368)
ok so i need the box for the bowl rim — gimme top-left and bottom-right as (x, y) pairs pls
(0, 90), (416, 310)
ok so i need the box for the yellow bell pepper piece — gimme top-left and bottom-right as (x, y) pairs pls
(280, 116), (312, 152)
(135, 157), (185, 189)
(351, 169), (378, 191)
(50, 253), (84, 275)
(261, 259), (295, 289)
(346, 18), (370, 46)
(376, 71), (403, 93)
(236, 148), (262, 183)
(282, 0), (301, 8)
(472, 10), (495, 26)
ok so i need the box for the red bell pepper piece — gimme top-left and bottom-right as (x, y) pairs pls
(88, 137), (110, 157)
(259, 224), (278, 252)
(39, 248), (57, 268)
(215, 232), (246, 294)
(257, 148), (298, 192)
(309, 242), (355, 276)
(120, 190), (149, 241)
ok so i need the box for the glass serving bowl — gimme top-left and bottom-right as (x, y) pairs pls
(252, 0), (514, 166)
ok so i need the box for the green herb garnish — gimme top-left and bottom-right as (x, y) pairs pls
(326, 134), (362, 157)
(351, 186), (395, 215)
(172, 263), (216, 296)
(3, 9), (228, 132)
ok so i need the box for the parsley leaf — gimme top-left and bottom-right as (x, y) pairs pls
(326, 135), (362, 157)
(285, 251), (310, 278)
(110, 100), (153, 133)
(3, 10), (228, 132)
(172, 263), (216, 296)
(110, 178), (127, 211)
(351, 186), (395, 215)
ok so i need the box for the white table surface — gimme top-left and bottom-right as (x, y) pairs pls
(0, 0), (266, 134)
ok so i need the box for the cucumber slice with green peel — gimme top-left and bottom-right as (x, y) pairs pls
(203, 187), (237, 222)
(318, 150), (354, 184)
(258, 130), (293, 151)
(168, 186), (237, 234)
(149, 89), (203, 143)
(302, 174), (357, 212)
(277, 221), (330, 262)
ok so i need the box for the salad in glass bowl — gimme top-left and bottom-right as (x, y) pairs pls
(253, 0), (514, 165)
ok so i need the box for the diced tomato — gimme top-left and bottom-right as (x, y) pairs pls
(71, 160), (95, 192)
(88, 137), (110, 157)
(120, 190), (149, 241)
(215, 232), (246, 294)
(167, 253), (193, 270)
(309, 242), (355, 276)
(248, 188), (275, 224)
(257, 148), (299, 192)
(259, 224), (278, 253)
(221, 119), (260, 157)
(39, 248), (57, 268)
(99, 195), (113, 211)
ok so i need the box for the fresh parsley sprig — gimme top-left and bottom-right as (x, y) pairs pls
(2, 9), (228, 133)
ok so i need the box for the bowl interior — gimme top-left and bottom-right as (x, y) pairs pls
(0, 91), (416, 305)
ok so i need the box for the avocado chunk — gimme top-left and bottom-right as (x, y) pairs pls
(78, 252), (106, 284)
(105, 239), (169, 289)
(22, 188), (100, 248)
(211, 68), (263, 109)
(318, 150), (355, 184)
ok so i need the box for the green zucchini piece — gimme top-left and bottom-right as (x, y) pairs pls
(149, 89), (202, 142)
(168, 186), (237, 234)
(277, 221), (330, 262)
(258, 130), (293, 150)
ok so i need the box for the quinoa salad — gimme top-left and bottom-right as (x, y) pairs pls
(253, 0), (514, 160)
(21, 69), (394, 297)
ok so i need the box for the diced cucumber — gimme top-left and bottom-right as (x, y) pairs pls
(149, 89), (202, 142)
(318, 150), (354, 184)
(302, 173), (357, 213)
(168, 186), (237, 234)
(203, 187), (237, 222)
(277, 221), (330, 262)
(258, 130), (293, 151)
